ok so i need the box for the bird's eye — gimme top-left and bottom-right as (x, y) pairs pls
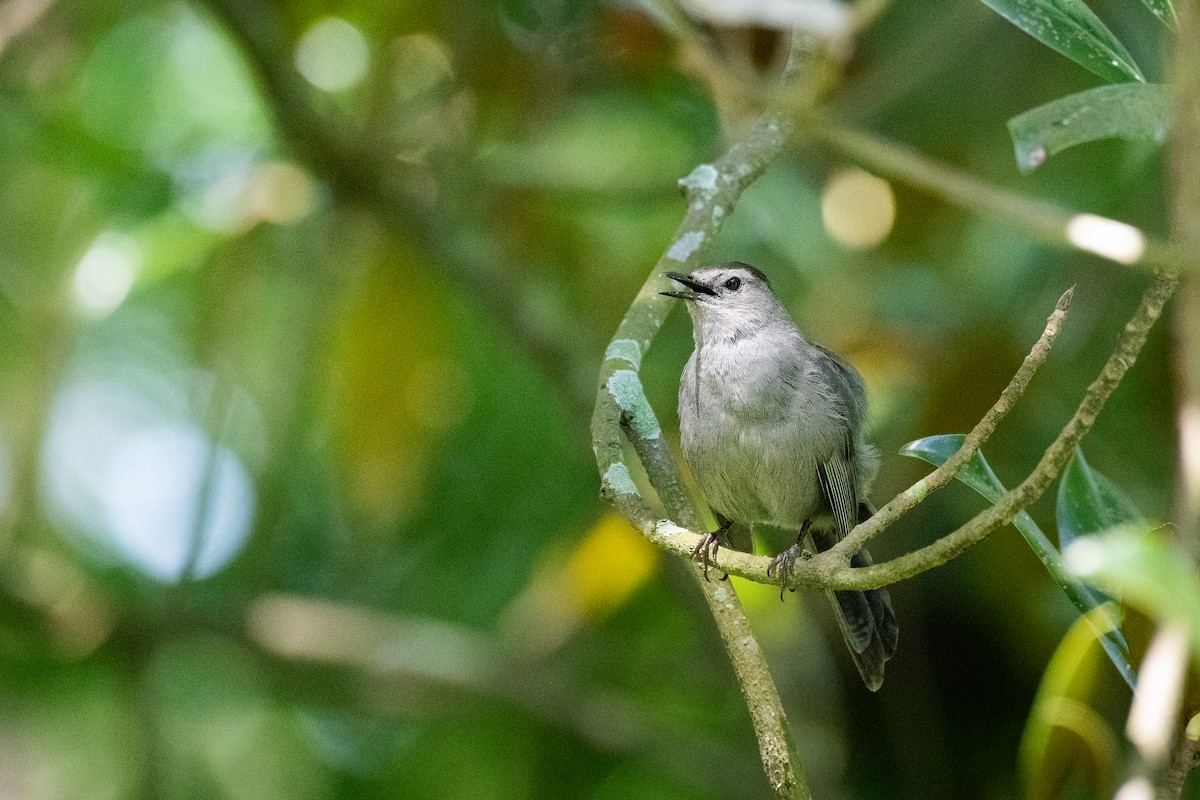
(724, 277), (742, 291)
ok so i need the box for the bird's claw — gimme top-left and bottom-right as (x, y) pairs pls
(767, 544), (805, 601)
(766, 518), (814, 600)
(691, 532), (722, 581)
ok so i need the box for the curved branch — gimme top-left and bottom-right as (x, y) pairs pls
(592, 75), (810, 800)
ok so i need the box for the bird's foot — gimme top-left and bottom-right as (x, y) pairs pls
(766, 519), (814, 601)
(690, 518), (733, 581)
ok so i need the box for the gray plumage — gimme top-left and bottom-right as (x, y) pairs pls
(663, 262), (898, 691)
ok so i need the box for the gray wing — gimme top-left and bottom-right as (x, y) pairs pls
(812, 345), (867, 539)
(816, 433), (858, 539)
(810, 348), (899, 690)
(813, 343), (868, 431)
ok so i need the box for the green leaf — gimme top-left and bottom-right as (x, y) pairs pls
(1020, 611), (1122, 800)
(1008, 84), (1170, 172)
(901, 435), (1135, 689)
(1056, 449), (1144, 550)
(900, 434), (1005, 503)
(979, 0), (1145, 84)
(1137, 0), (1176, 28)
(1065, 526), (1200, 662)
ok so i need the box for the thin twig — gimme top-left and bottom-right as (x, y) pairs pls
(820, 270), (1178, 590)
(1158, 717), (1200, 800)
(831, 285), (1074, 558)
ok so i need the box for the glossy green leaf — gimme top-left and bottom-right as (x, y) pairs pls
(1008, 83), (1170, 172)
(1138, 0), (1176, 27)
(1020, 610), (1121, 800)
(902, 435), (1135, 688)
(1056, 449), (1144, 549)
(980, 0), (1145, 84)
(900, 434), (1005, 503)
(1065, 526), (1200, 662)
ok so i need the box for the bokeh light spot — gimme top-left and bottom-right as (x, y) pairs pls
(821, 167), (896, 251)
(103, 424), (255, 582)
(245, 162), (318, 225)
(41, 380), (256, 584)
(295, 18), (369, 92)
(1066, 213), (1145, 264)
(72, 232), (141, 319)
(389, 34), (454, 105)
(196, 161), (318, 232)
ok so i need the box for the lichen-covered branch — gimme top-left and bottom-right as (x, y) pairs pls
(592, 54), (810, 800)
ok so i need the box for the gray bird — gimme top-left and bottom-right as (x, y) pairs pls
(662, 262), (898, 690)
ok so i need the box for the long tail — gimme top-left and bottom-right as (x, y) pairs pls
(810, 505), (899, 691)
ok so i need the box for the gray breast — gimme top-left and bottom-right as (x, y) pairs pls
(678, 334), (840, 528)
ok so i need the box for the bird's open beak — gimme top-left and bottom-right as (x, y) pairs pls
(660, 272), (716, 301)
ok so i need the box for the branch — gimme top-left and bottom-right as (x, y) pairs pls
(831, 284), (1073, 558)
(821, 269), (1177, 589)
(803, 116), (1183, 273)
(1158, 715), (1200, 800)
(197, 0), (594, 413)
(600, 283), (1072, 586)
(592, 58), (811, 800)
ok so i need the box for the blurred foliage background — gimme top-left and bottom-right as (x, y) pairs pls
(0, 0), (1192, 798)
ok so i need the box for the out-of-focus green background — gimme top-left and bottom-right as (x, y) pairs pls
(0, 0), (1187, 798)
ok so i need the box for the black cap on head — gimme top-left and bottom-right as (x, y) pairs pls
(722, 261), (771, 288)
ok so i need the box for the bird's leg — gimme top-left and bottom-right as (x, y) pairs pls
(690, 515), (734, 581)
(767, 519), (814, 601)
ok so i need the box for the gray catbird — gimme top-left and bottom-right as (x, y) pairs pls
(663, 262), (898, 690)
